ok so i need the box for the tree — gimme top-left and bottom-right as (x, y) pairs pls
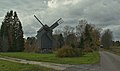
(13, 12), (24, 51)
(53, 30), (64, 48)
(76, 20), (87, 40)
(83, 24), (94, 51)
(66, 33), (77, 48)
(62, 25), (77, 47)
(101, 29), (113, 49)
(58, 34), (64, 48)
(76, 20), (88, 49)
(0, 10), (24, 52)
(91, 28), (101, 50)
(113, 41), (120, 46)
(0, 11), (13, 51)
(63, 25), (75, 38)
(54, 29), (62, 35)
(0, 30), (1, 51)
(77, 20), (101, 52)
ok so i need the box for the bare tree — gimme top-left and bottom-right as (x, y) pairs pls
(54, 29), (62, 35)
(101, 29), (113, 49)
(63, 25), (75, 38)
(76, 20), (87, 37)
(62, 25), (77, 47)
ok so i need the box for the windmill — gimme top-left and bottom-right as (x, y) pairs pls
(34, 15), (64, 52)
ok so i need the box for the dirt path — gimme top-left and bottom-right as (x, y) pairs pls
(0, 56), (101, 71)
(0, 57), (71, 70)
(0, 51), (120, 71)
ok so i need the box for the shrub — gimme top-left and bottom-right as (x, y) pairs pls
(83, 47), (93, 52)
(56, 45), (82, 57)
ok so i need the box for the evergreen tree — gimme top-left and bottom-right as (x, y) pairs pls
(13, 11), (24, 51)
(0, 10), (24, 52)
(1, 11), (12, 51)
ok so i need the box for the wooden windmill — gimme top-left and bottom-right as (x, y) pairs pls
(34, 15), (63, 52)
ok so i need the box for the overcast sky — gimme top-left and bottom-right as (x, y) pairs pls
(0, 0), (120, 40)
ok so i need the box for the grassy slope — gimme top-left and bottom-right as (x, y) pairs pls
(0, 52), (100, 64)
(0, 60), (57, 71)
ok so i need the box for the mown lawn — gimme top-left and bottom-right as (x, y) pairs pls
(0, 60), (57, 71)
(0, 52), (100, 64)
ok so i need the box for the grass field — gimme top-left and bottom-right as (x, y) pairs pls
(108, 47), (120, 55)
(0, 60), (57, 71)
(0, 52), (100, 64)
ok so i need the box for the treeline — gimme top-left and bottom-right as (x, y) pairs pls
(57, 20), (101, 57)
(54, 20), (114, 57)
(0, 10), (115, 54)
(55, 20), (101, 52)
(0, 10), (24, 52)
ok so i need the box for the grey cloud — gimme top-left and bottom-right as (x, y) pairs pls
(0, 0), (120, 40)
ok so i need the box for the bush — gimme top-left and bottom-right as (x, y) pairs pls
(83, 47), (93, 52)
(56, 45), (82, 57)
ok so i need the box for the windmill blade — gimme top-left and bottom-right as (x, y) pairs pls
(57, 18), (64, 24)
(34, 15), (44, 26)
(50, 18), (64, 30)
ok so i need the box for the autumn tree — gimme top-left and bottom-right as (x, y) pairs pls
(77, 20), (100, 52)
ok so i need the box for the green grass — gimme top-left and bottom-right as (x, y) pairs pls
(0, 52), (100, 64)
(0, 60), (57, 71)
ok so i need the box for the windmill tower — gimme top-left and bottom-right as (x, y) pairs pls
(34, 15), (63, 52)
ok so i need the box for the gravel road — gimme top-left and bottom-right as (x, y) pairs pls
(64, 51), (120, 71)
(100, 51), (120, 71)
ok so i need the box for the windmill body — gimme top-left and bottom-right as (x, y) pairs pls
(36, 26), (53, 49)
(34, 15), (63, 52)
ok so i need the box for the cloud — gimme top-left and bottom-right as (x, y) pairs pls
(0, 0), (120, 40)
(46, 0), (120, 40)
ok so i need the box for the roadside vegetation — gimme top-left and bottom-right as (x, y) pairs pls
(0, 60), (57, 71)
(107, 47), (120, 56)
(0, 52), (100, 64)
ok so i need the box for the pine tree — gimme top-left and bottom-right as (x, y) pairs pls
(0, 10), (24, 52)
(1, 11), (12, 51)
(13, 11), (24, 51)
